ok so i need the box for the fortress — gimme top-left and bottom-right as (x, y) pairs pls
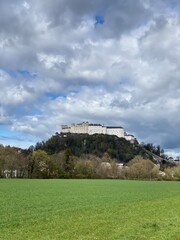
(61, 122), (135, 142)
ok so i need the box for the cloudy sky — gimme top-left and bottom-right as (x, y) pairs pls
(0, 0), (180, 156)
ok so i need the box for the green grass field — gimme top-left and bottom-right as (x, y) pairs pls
(0, 179), (179, 240)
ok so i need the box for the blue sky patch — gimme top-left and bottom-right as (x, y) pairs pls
(46, 92), (66, 100)
(28, 108), (42, 116)
(46, 91), (79, 100)
(17, 70), (37, 79)
(95, 15), (105, 26)
(7, 69), (37, 79)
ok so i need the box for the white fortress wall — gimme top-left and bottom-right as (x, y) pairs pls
(60, 122), (135, 142)
(88, 124), (103, 135)
(102, 126), (107, 134)
(124, 135), (135, 141)
(71, 122), (88, 134)
(106, 127), (124, 138)
(61, 125), (70, 133)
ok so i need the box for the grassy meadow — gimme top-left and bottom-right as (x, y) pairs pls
(0, 179), (179, 240)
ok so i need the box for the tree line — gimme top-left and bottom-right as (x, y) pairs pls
(0, 133), (179, 180)
(34, 133), (145, 162)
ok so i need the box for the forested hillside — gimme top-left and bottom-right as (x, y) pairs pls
(35, 133), (145, 163)
(0, 133), (179, 179)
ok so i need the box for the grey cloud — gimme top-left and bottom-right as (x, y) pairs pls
(0, 1), (23, 35)
(0, 0), (180, 155)
(36, 0), (152, 38)
(0, 0), (152, 79)
(0, 115), (12, 125)
(95, 0), (152, 38)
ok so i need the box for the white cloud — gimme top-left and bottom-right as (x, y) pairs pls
(0, 0), (180, 156)
(38, 53), (66, 69)
(23, 1), (30, 10)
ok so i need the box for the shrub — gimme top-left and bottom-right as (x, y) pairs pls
(126, 156), (159, 180)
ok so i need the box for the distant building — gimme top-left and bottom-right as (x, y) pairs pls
(61, 122), (135, 142)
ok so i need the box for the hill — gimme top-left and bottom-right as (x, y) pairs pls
(0, 133), (179, 179)
(35, 132), (151, 163)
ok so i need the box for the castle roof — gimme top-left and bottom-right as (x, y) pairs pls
(89, 124), (102, 126)
(106, 126), (123, 129)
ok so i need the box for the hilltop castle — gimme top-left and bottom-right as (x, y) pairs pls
(61, 122), (135, 142)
